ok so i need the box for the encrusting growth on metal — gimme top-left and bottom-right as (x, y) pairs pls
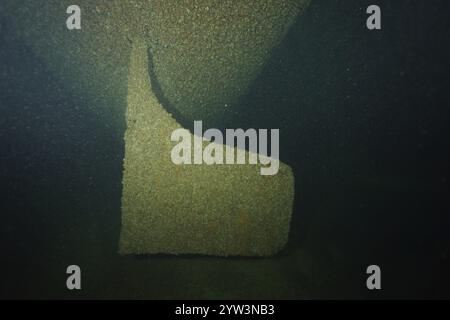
(119, 39), (295, 256)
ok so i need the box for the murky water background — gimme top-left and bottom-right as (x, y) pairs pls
(0, 1), (449, 298)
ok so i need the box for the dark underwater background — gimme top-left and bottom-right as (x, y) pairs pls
(1, 0), (449, 299)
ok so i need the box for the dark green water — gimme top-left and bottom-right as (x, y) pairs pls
(0, 1), (449, 299)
